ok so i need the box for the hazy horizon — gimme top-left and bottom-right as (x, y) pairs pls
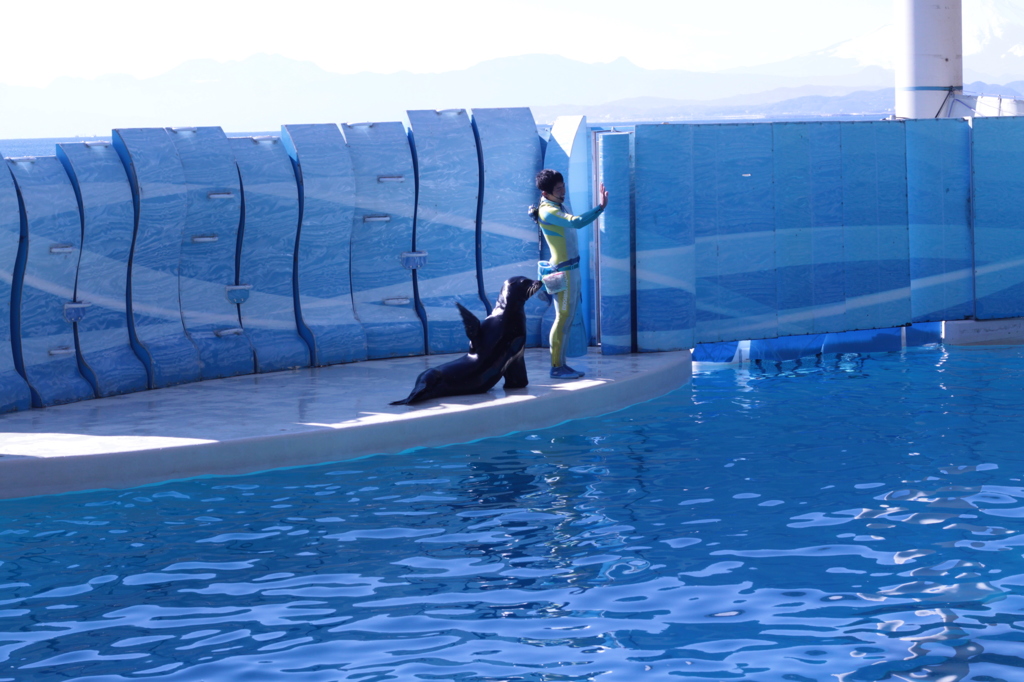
(5, 1), (1024, 138)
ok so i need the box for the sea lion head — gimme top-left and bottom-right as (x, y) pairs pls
(497, 276), (543, 310)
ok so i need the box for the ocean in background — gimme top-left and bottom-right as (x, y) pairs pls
(0, 115), (888, 159)
(0, 133), (276, 158)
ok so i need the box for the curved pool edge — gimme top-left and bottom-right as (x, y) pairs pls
(0, 348), (691, 500)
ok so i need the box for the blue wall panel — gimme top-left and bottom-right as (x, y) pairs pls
(597, 132), (633, 354)
(840, 121), (911, 331)
(281, 124), (368, 366)
(6, 156), (95, 407)
(633, 124), (695, 352)
(168, 127), (254, 379)
(694, 123), (777, 343)
(342, 121), (423, 359)
(0, 166), (32, 412)
(113, 128), (201, 389)
(971, 116), (1024, 320)
(55, 141), (149, 397)
(772, 122), (846, 336)
(406, 109), (485, 354)
(229, 136), (310, 372)
(904, 120), (973, 323)
(544, 115), (593, 354)
(471, 107), (546, 346)
(906, 119), (973, 323)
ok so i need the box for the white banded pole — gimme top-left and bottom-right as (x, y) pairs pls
(895, 0), (963, 118)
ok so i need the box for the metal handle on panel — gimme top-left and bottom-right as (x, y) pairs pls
(383, 297), (411, 306)
(50, 244), (74, 254)
(346, 122), (375, 128)
(377, 175), (405, 183)
(363, 214), (391, 223)
(214, 328), (245, 337)
(170, 127), (197, 133)
(48, 347), (75, 356)
(207, 192), (234, 199)
(437, 109), (464, 116)
(251, 136), (277, 143)
(9, 157), (35, 163)
(191, 235), (218, 243)
(83, 141), (111, 148)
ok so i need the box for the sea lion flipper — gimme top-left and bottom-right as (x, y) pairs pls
(455, 302), (481, 353)
(502, 354), (528, 390)
(391, 368), (443, 406)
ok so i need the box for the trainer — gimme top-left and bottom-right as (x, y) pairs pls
(530, 169), (608, 379)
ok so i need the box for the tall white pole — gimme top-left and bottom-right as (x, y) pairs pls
(895, 0), (963, 118)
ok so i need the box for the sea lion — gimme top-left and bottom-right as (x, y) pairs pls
(391, 276), (543, 405)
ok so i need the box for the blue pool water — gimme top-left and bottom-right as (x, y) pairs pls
(2, 345), (1024, 680)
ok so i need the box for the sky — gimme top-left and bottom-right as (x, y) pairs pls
(0, 0), (896, 87)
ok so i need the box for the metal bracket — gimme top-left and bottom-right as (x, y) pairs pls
(225, 284), (253, 305)
(63, 301), (92, 323)
(401, 251), (428, 270)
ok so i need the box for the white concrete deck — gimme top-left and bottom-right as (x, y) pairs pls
(0, 348), (691, 499)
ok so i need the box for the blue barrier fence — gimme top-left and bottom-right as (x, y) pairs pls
(0, 112), (1015, 413)
(170, 126), (255, 380)
(230, 135), (311, 373)
(596, 132), (633, 355)
(407, 109), (485, 354)
(972, 116), (1024, 320)
(113, 127), (202, 389)
(56, 141), (149, 397)
(0, 165), (32, 412)
(7, 156), (96, 407)
(343, 121), (424, 360)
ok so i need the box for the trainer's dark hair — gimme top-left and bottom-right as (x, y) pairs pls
(535, 169), (564, 194)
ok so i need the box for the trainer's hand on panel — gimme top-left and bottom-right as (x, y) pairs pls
(599, 183), (609, 209)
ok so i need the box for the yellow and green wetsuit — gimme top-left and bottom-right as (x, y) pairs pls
(537, 197), (604, 367)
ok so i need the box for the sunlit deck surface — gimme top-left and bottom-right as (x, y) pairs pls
(0, 348), (691, 500)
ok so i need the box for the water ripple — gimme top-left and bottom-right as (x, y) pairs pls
(1, 346), (1023, 679)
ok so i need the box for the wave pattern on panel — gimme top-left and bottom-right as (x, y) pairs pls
(0, 165), (33, 413)
(971, 117), (1024, 321)
(634, 124), (695, 352)
(112, 128), (202, 389)
(281, 124), (367, 366)
(906, 119), (973, 324)
(230, 135), (310, 372)
(472, 107), (546, 347)
(343, 121), (423, 360)
(56, 141), (149, 397)
(407, 109), (485, 354)
(597, 132), (633, 355)
(168, 126), (255, 380)
(6, 156), (95, 407)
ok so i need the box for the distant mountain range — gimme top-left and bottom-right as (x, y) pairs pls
(535, 89), (897, 123)
(8, 3), (1024, 139)
(0, 53), (894, 138)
